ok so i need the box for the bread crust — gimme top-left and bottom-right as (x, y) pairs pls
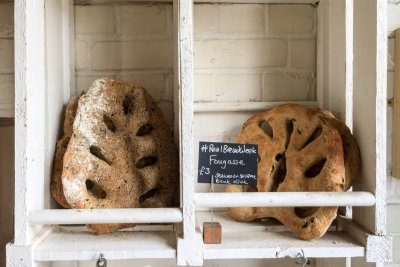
(226, 104), (360, 240)
(51, 94), (80, 209)
(52, 78), (179, 233)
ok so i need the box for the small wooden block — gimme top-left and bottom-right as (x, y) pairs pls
(203, 222), (222, 244)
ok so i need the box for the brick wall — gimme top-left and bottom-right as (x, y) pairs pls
(193, 3), (316, 103)
(74, 3), (174, 127)
(0, 1), (14, 117)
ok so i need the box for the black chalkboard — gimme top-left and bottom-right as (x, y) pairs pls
(197, 141), (258, 186)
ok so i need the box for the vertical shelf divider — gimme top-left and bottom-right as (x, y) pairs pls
(177, 0), (204, 265)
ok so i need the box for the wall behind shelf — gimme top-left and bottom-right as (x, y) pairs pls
(74, 2), (175, 128)
(192, 3), (317, 195)
(193, 3), (317, 103)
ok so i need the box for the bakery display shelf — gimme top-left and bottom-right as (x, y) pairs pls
(196, 211), (339, 233)
(8, 0), (391, 265)
(196, 211), (365, 260)
(33, 227), (177, 261)
(194, 192), (376, 208)
(193, 101), (319, 113)
(74, 0), (317, 4)
(28, 208), (183, 225)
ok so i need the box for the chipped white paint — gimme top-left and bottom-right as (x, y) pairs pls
(352, 0), (388, 239)
(194, 101), (318, 113)
(178, 0), (204, 264)
(14, 0), (46, 245)
(34, 229), (177, 261)
(8, 0), (393, 266)
(340, 217), (392, 262)
(345, 0), (354, 130)
(194, 192), (376, 208)
(28, 208), (183, 225)
(74, 0), (318, 3)
(203, 230), (365, 260)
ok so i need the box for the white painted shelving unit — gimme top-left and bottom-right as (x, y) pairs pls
(6, 0), (393, 266)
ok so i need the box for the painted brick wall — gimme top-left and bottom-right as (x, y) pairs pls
(0, 1), (14, 117)
(74, 3), (174, 127)
(193, 3), (316, 103)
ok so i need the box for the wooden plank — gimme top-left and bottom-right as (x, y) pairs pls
(316, 0), (327, 108)
(203, 231), (364, 259)
(345, 0), (354, 219)
(194, 0), (318, 3)
(317, 0), (353, 124)
(44, 0), (70, 211)
(177, 0), (205, 264)
(28, 208), (183, 225)
(63, 0), (74, 99)
(194, 192), (376, 208)
(345, 0), (354, 130)
(352, 0), (387, 236)
(33, 230), (177, 261)
(14, 0), (46, 245)
(392, 29), (400, 178)
(196, 211), (338, 233)
(326, 0), (347, 120)
(180, 0), (195, 241)
(74, 0), (318, 4)
(340, 217), (392, 262)
(194, 101), (318, 113)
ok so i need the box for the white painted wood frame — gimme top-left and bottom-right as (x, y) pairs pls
(7, 0), (393, 266)
(352, 0), (387, 237)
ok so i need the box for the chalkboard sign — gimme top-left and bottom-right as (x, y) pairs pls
(197, 141), (258, 186)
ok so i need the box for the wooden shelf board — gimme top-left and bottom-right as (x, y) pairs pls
(193, 101), (319, 113)
(197, 211), (364, 259)
(196, 211), (337, 233)
(74, 0), (318, 4)
(203, 231), (365, 259)
(34, 229), (177, 261)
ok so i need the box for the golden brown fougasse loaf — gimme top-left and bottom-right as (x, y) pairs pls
(226, 104), (360, 240)
(52, 78), (179, 233)
(51, 94), (81, 209)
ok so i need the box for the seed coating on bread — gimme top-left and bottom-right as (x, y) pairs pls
(52, 78), (179, 233)
(51, 94), (80, 209)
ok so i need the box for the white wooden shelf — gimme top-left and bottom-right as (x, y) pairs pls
(7, 0), (392, 266)
(74, 0), (318, 4)
(28, 208), (183, 225)
(196, 212), (364, 260)
(34, 228), (177, 261)
(193, 101), (319, 113)
(194, 192), (376, 208)
(202, 231), (364, 259)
